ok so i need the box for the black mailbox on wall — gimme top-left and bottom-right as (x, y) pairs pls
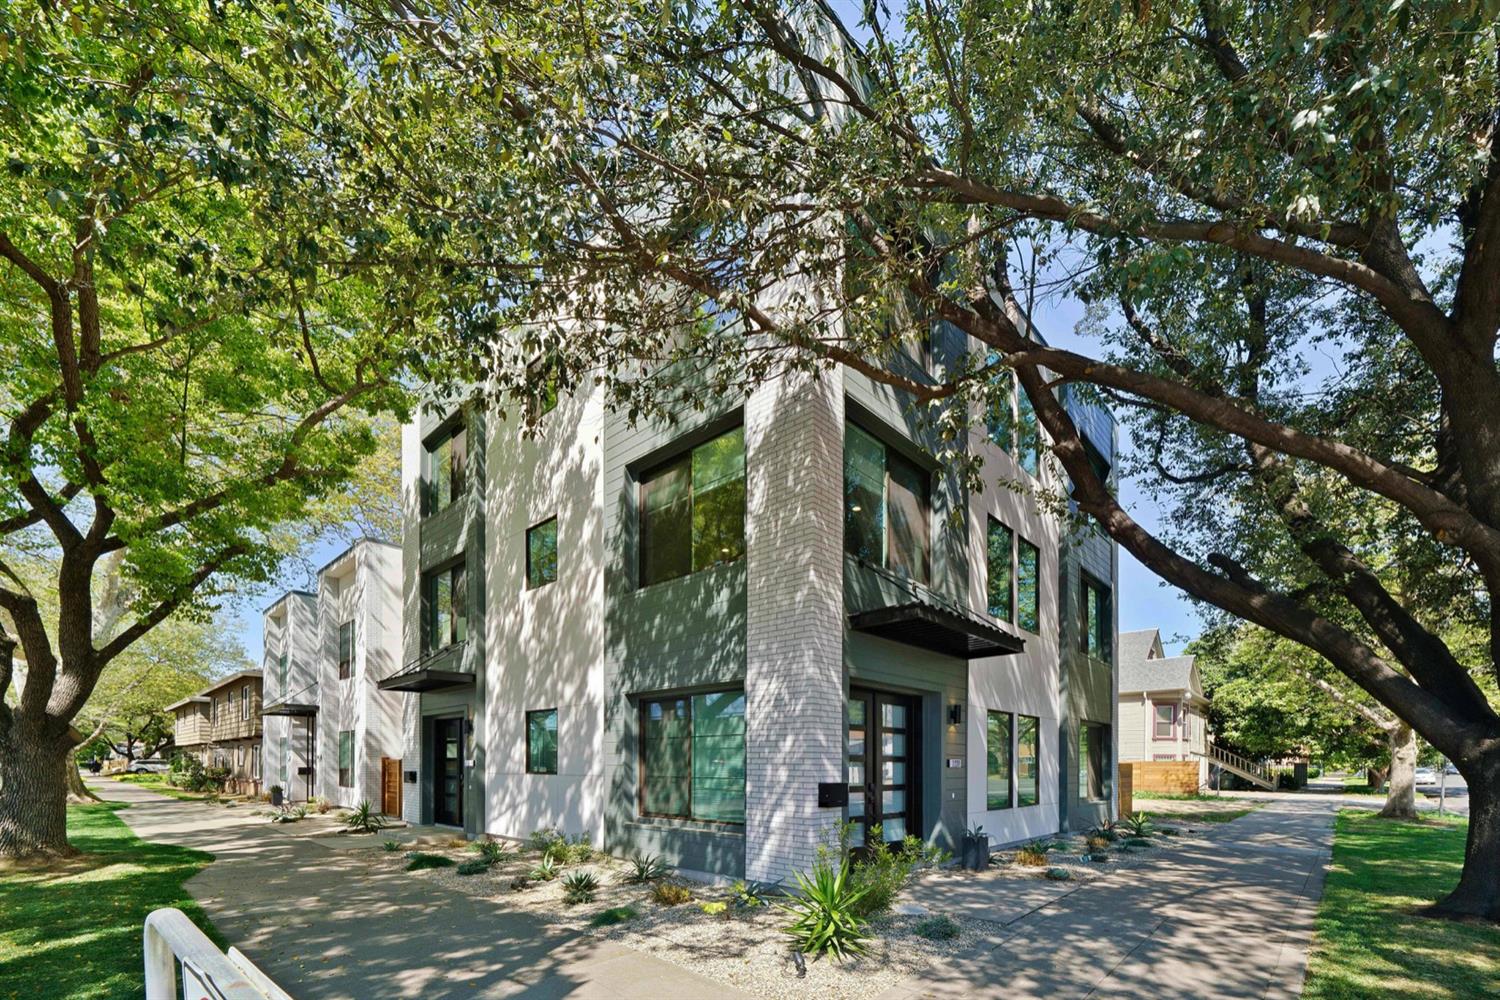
(817, 782), (848, 808)
(404, 770), (418, 784)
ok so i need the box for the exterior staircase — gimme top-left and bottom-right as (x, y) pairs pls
(1195, 742), (1276, 791)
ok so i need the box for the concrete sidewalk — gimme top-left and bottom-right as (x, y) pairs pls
(878, 796), (1337, 1000)
(91, 780), (745, 999)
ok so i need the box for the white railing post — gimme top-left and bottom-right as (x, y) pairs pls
(142, 908), (292, 1000)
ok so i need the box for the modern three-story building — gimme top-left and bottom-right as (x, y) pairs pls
(382, 330), (1118, 884)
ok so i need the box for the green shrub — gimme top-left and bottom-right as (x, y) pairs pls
(1014, 840), (1051, 866)
(456, 859), (490, 876)
(845, 834), (949, 917)
(621, 853), (670, 884)
(650, 881), (692, 906)
(1088, 823), (1120, 843)
(562, 869), (600, 904)
(590, 906), (638, 927)
(343, 801), (385, 834)
(1123, 812), (1152, 837)
(732, 879), (775, 909)
(381, 839), (401, 852)
(1044, 867), (1073, 881)
(1125, 837), (1153, 848)
(406, 852), (456, 871)
(566, 834), (595, 863)
(474, 839), (514, 864)
(529, 856), (561, 881)
(913, 915), (961, 941)
(1088, 852), (1110, 863)
(779, 861), (869, 961)
(527, 826), (564, 851)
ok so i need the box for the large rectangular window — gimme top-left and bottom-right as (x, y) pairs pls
(639, 690), (745, 824)
(1080, 722), (1107, 801)
(1017, 537), (1040, 633)
(338, 730), (354, 788)
(1016, 714), (1039, 807)
(526, 709), (558, 774)
(986, 710), (1012, 810)
(527, 517), (558, 589)
(424, 421), (467, 515)
(844, 423), (931, 583)
(421, 562), (467, 653)
(1081, 573), (1111, 661)
(639, 426), (745, 587)
(986, 518), (1013, 623)
(337, 620), (354, 680)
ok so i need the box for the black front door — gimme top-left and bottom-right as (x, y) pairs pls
(433, 716), (464, 827)
(847, 689), (920, 851)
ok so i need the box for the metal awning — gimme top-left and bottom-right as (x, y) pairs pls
(849, 601), (1025, 659)
(376, 668), (475, 693)
(261, 701), (319, 717)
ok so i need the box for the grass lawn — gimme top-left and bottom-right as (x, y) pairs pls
(1304, 809), (1500, 999)
(108, 773), (220, 803)
(1341, 779), (1384, 795)
(1132, 791), (1223, 801)
(0, 802), (221, 1000)
(1131, 796), (1262, 825)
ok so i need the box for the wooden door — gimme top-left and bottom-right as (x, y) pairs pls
(381, 757), (402, 817)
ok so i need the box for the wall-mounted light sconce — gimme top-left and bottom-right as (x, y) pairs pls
(947, 703), (964, 726)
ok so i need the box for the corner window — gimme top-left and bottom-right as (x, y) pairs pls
(639, 690), (745, 824)
(1154, 703), (1178, 739)
(338, 730), (354, 787)
(986, 518), (1013, 622)
(844, 423), (930, 584)
(421, 562), (467, 653)
(1080, 721), (1108, 801)
(1017, 537), (1040, 633)
(337, 621), (355, 680)
(1016, 714), (1039, 807)
(639, 425), (745, 588)
(424, 421), (467, 516)
(526, 709), (558, 774)
(526, 518), (558, 589)
(986, 710), (1012, 810)
(1080, 573), (1111, 660)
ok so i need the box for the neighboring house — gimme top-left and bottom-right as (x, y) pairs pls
(1117, 628), (1210, 787)
(260, 590), (319, 801)
(165, 670), (264, 795)
(382, 325), (1119, 883)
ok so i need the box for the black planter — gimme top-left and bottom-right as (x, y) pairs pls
(270, 787), (284, 807)
(962, 834), (991, 871)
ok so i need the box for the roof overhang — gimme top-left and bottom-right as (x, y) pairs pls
(164, 695), (211, 712)
(850, 602), (1025, 659)
(261, 701), (319, 717)
(377, 668), (475, 693)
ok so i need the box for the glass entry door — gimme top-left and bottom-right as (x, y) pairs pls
(847, 688), (919, 850)
(433, 716), (464, 827)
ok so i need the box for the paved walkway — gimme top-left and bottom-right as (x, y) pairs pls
(878, 795), (1338, 1000)
(91, 780), (744, 999)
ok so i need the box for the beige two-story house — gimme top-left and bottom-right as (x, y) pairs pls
(1117, 629), (1210, 789)
(166, 670), (265, 796)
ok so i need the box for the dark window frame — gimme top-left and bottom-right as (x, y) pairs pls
(1017, 536), (1041, 634)
(525, 708), (559, 775)
(843, 421), (933, 585)
(337, 730), (354, 788)
(337, 620), (355, 680)
(526, 517), (559, 590)
(1079, 721), (1108, 802)
(1016, 714), (1040, 807)
(636, 688), (746, 826)
(527, 354), (560, 420)
(1080, 571), (1111, 661)
(986, 517), (1014, 623)
(637, 425), (746, 589)
(422, 418), (468, 517)
(420, 559), (468, 654)
(985, 709), (1013, 810)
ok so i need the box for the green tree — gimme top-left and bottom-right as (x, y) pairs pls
(0, 2), (443, 858)
(354, 0), (1500, 917)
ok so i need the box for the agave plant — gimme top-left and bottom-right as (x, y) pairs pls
(343, 800), (385, 834)
(778, 861), (870, 961)
(474, 838), (514, 865)
(529, 855), (561, 881)
(562, 869), (601, 904)
(620, 852), (670, 884)
(1123, 812), (1153, 837)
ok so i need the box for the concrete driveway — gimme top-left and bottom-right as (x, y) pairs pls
(90, 780), (741, 999)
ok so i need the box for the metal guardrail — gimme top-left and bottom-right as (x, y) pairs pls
(143, 908), (291, 1000)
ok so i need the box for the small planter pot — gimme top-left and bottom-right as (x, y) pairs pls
(961, 834), (991, 871)
(270, 787), (284, 807)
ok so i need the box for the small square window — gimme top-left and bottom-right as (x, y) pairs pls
(526, 518), (558, 589)
(526, 709), (558, 774)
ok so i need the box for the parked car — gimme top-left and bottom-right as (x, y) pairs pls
(127, 759), (170, 774)
(1444, 762), (1459, 776)
(1413, 767), (1438, 785)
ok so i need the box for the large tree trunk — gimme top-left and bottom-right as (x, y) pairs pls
(1427, 749), (1500, 920)
(0, 725), (76, 860)
(1379, 723), (1419, 820)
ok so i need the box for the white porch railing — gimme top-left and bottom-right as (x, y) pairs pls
(143, 908), (291, 1000)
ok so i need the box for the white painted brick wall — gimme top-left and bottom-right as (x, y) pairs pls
(743, 368), (846, 884)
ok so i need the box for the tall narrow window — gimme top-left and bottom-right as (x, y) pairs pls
(337, 620), (355, 679)
(986, 710), (1012, 810)
(843, 423), (930, 583)
(422, 562), (467, 653)
(1017, 537), (1040, 633)
(639, 426), (745, 587)
(1016, 714), (1039, 807)
(984, 376), (1015, 452)
(1080, 722), (1107, 801)
(1080, 573), (1111, 661)
(1154, 703), (1177, 739)
(338, 730), (354, 788)
(639, 690), (745, 824)
(528, 354), (560, 419)
(278, 651), (288, 691)
(526, 518), (559, 589)
(1017, 376), (1041, 476)
(424, 421), (467, 515)
(526, 709), (558, 774)
(242, 685), (251, 720)
(986, 518), (1014, 622)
